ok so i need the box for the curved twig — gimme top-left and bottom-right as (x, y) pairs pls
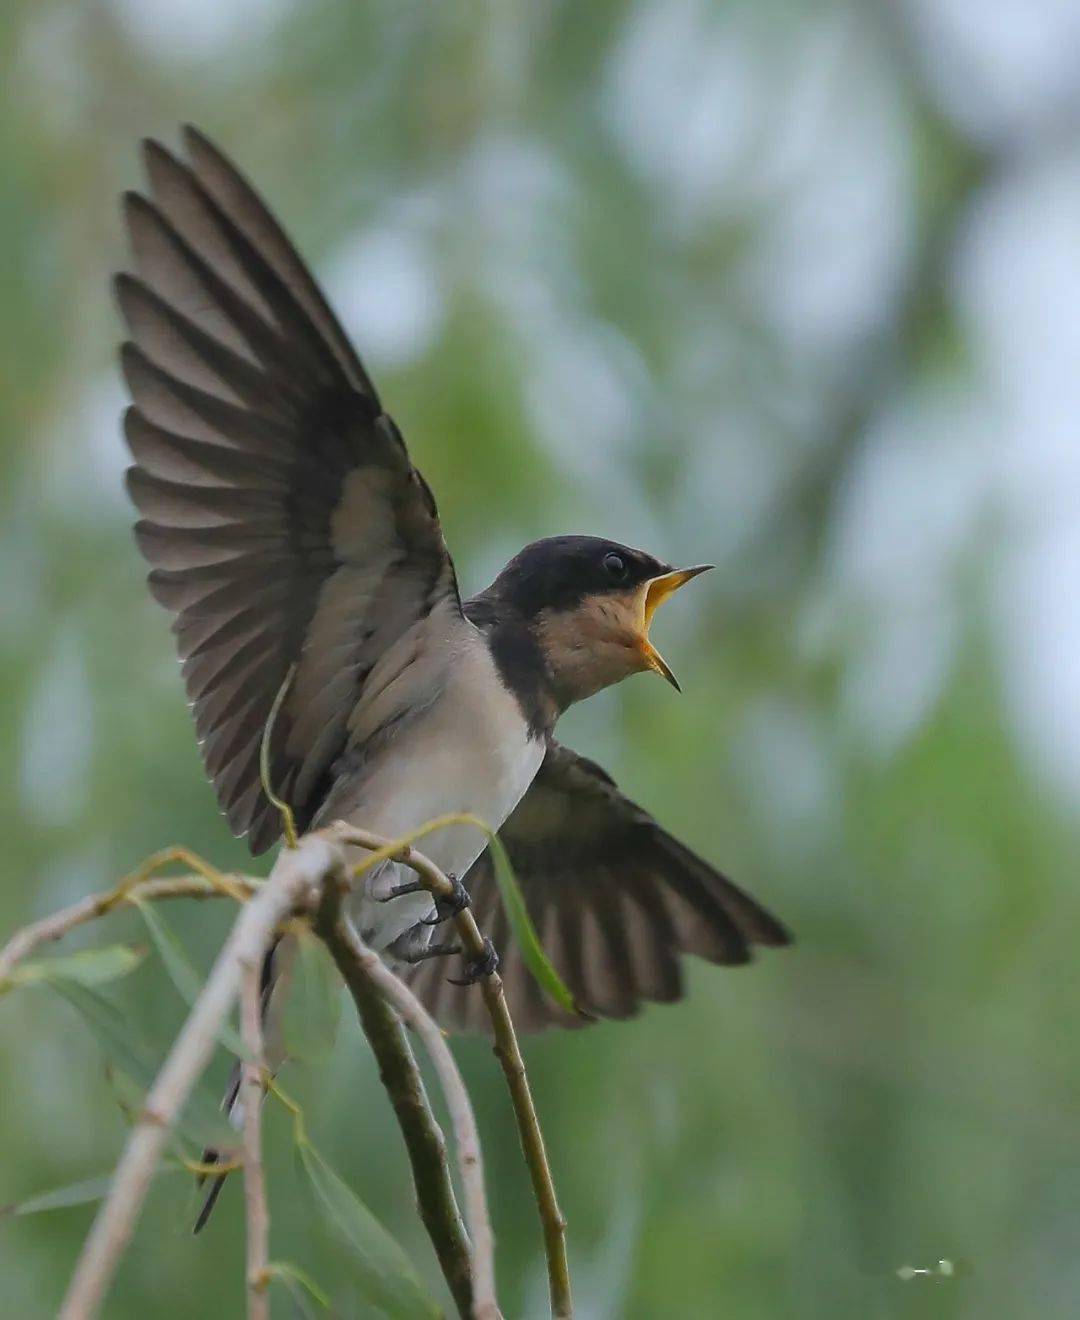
(0, 871), (254, 986)
(312, 934), (475, 1316)
(317, 899), (497, 1319)
(328, 821), (572, 1318)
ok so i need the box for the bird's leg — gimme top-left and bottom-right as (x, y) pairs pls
(449, 937), (499, 985)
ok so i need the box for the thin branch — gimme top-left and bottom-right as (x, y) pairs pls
(317, 934), (475, 1318)
(0, 870), (254, 985)
(57, 835), (345, 1320)
(477, 978), (569, 1317)
(9, 819), (567, 1316)
(240, 959), (270, 1320)
(328, 823), (572, 1319)
(317, 896), (496, 1320)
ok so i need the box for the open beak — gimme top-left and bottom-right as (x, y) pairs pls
(638, 565), (713, 691)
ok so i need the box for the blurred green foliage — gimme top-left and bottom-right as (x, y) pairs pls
(3, 2), (1080, 1317)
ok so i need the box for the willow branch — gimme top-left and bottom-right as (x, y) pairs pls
(0, 870), (253, 985)
(317, 897), (496, 1320)
(57, 835), (344, 1320)
(328, 822), (572, 1319)
(313, 931), (476, 1317)
(477, 977), (569, 1317)
(240, 960), (270, 1320)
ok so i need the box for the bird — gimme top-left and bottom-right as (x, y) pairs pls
(116, 128), (790, 1041)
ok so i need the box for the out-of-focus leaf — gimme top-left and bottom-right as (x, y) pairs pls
(0, 1166), (181, 1218)
(0, 1174), (113, 1218)
(52, 980), (157, 1086)
(488, 833), (579, 1016)
(134, 898), (245, 1057)
(296, 1140), (441, 1319)
(0, 944), (146, 995)
(283, 932), (341, 1064)
(103, 1064), (144, 1130)
(51, 981), (235, 1151)
(267, 1260), (332, 1315)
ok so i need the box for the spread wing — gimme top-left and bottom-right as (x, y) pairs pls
(118, 127), (462, 854)
(403, 741), (791, 1033)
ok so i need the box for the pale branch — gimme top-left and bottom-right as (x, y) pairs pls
(328, 823), (573, 1319)
(240, 959), (270, 1320)
(316, 892), (496, 1320)
(0, 872), (254, 986)
(7, 817), (568, 1318)
(57, 835), (344, 1320)
(4, 837), (479, 1316)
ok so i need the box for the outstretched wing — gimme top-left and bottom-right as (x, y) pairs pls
(403, 741), (791, 1033)
(118, 127), (462, 854)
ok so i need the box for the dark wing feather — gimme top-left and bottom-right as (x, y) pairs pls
(404, 742), (790, 1033)
(118, 130), (461, 854)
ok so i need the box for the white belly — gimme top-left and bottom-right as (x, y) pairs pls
(331, 636), (545, 948)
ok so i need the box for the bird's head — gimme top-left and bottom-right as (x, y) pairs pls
(485, 536), (712, 710)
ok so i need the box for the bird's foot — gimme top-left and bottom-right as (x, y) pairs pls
(419, 873), (472, 926)
(449, 937), (499, 985)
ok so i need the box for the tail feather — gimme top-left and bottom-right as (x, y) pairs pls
(192, 940), (280, 1233)
(192, 1135), (234, 1234)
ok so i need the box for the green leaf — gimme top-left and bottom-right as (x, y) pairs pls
(1, 944), (145, 995)
(0, 1174), (113, 1218)
(488, 834), (579, 1016)
(51, 980), (235, 1151)
(297, 1141), (441, 1319)
(1, 1165), (181, 1218)
(283, 932), (341, 1064)
(267, 1260), (332, 1315)
(134, 899), (245, 1057)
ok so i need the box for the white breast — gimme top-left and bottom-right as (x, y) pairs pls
(332, 630), (545, 948)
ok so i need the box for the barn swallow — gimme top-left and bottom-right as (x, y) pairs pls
(116, 128), (790, 1039)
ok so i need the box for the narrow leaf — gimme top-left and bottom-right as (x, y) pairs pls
(134, 899), (245, 1056)
(267, 1260), (332, 1314)
(1, 944), (145, 995)
(488, 834), (579, 1015)
(283, 933), (341, 1064)
(0, 1174), (113, 1218)
(1, 1164), (181, 1219)
(51, 981), (235, 1150)
(297, 1141), (441, 1319)
(261, 662), (299, 847)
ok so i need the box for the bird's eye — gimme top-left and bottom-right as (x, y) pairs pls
(603, 552), (628, 581)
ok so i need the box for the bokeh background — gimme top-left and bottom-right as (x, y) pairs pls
(4, 1), (1080, 1316)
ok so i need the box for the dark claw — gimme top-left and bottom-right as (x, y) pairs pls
(404, 939), (462, 965)
(377, 878), (424, 903)
(420, 873), (472, 926)
(449, 937), (499, 986)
